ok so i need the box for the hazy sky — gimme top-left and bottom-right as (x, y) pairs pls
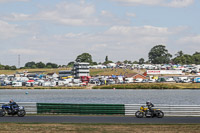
(0, 0), (199, 66)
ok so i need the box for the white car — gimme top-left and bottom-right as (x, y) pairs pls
(134, 78), (143, 83)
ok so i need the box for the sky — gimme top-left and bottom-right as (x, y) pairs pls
(0, 0), (200, 67)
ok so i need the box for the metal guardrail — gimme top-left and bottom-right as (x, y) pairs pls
(1, 102), (200, 116)
(125, 104), (200, 116)
(0, 102), (37, 114)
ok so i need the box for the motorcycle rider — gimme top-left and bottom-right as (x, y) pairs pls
(9, 99), (18, 113)
(146, 101), (154, 113)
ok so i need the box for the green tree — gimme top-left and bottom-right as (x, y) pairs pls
(193, 52), (200, 56)
(192, 52), (200, 64)
(184, 54), (193, 64)
(123, 60), (128, 64)
(103, 56), (113, 65)
(173, 54), (193, 65)
(91, 62), (98, 65)
(10, 66), (17, 70)
(133, 61), (139, 64)
(105, 56), (108, 62)
(139, 58), (145, 64)
(0, 64), (4, 70)
(175, 51), (184, 57)
(148, 45), (172, 64)
(67, 61), (75, 67)
(25, 61), (36, 68)
(46, 62), (58, 68)
(76, 53), (93, 64)
(5, 65), (10, 70)
(103, 60), (113, 65)
(36, 62), (45, 68)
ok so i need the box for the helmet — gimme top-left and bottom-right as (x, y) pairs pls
(9, 99), (14, 103)
(146, 101), (151, 105)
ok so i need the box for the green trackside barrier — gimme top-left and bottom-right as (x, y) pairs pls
(37, 103), (125, 115)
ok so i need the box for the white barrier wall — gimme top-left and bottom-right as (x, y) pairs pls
(125, 104), (200, 116)
(0, 102), (37, 114)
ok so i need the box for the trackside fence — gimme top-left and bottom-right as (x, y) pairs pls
(0, 102), (37, 114)
(125, 104), (200, 116)
(37, 103), (125, 115)
(1, 102), (200, 116)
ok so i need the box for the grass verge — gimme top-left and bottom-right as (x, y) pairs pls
(0, 123), (200, 133)
(93, 83), (200, 89)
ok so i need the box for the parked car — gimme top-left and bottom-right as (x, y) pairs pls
(134, 78), (143, 83)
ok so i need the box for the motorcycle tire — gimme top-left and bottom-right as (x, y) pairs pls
(157, 110), (164, 118)
(0, 110), (6, 117)
(17, 110), (26, 117)
(135, 111), (144, 118)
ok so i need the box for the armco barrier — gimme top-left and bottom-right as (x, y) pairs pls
(125, 104), (200, 116)
(0, 102), (37, 114)
(1, 102), (200, 116)
(37, 103), (125, 115)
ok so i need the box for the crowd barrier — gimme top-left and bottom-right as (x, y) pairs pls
(1, 102), (200, 116)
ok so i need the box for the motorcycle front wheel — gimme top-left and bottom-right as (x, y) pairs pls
(157, 110), (164, 118)
(0, 109), (6, 117)
(17, 110), (26, 117)
(135, 111), (144, 118)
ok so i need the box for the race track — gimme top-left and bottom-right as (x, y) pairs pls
(0, 116), (200, 124)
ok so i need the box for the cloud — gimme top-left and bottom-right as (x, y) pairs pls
(126, 12), (136, 17)
(9, 49), (40, 55)
(43, 25), (179, 61)
(111, 0), (194, 7)
(166, 0), (194, 7)
(0, 20), (26, 39)
(2, 1), (129, 26)
(0, 0), (30, 3)
(3, 13), (30, 21)
(178, 35), (200, 44)
(105, 25), (171, 36)
(0, 24), (194, 65)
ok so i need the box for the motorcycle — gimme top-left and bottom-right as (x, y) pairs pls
(135, 106), (164, 118)
(0, 104), (26, 117)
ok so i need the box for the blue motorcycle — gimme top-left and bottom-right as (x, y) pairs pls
(0, 104), (26, 117)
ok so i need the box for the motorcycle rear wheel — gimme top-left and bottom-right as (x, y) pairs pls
(0, 109), (6, 117)
(157, 111), (164, 118)
(17, 110), (26, 117)
(135, 111), (144, 118)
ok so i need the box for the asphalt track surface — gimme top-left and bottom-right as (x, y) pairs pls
(0, 116), (200, 124)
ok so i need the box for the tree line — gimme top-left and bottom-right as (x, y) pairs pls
(0, 64), (17, 70)
(67, 45), (200, 65)
(1, 44), (200, 70)
(23, 61), (59, 69)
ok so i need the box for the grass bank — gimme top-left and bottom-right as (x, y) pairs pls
(93, 83), (200, 89)
(0, 68), (144, 76)
(0, 68), (70, 75)
(0, 123), (199, 133)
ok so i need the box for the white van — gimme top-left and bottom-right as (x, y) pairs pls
(12, 81), (22, 87)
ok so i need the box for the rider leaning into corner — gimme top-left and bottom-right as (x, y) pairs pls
(9, 99), (18, 112)
(146, 101), (154, 112)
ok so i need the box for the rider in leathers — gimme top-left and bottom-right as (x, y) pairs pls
(9, 99), (18, 113)
(146, 101), (154, 113)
